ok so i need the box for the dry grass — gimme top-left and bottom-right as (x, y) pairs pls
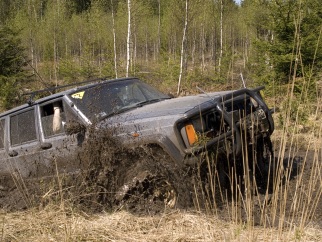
(1, 206), (321, 242)
(2, 106), (322, 241)
(1, 110), (321, 241)
(2, 102), (321, 241)
(2, 130), (321, 241)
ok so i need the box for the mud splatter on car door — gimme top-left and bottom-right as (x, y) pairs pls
(5, 107), (43, 183)
(37, 98), (85, 177)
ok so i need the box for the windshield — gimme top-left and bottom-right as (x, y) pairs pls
(68, 79), (170, 121)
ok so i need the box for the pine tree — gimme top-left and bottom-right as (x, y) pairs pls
(0, 26), (28, 110)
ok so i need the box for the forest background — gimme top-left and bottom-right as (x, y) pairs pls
(0, 0), (322, 124)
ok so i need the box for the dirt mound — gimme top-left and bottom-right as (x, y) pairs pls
(73, 129), (194, 214)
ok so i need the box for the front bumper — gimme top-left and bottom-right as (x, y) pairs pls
(179, 87), (274, 158)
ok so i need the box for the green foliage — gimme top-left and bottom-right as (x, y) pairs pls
(58, 59), (82, 83)
(0, 27), (26, 77)
(158, 54), (180, 89)
(268, 0), (299, 82)
(300, 0), (322, 71)
(0, 26), (28, 109)
(3, 0), (322, 113)
(251, 0), (322, 85)
(0, 76), (22, 110)
(79, 56), (100, 79)
(278, 97), (310, 127)
(66, 0), (92, 15)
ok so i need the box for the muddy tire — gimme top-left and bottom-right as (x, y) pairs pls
(193, 152), (232, 210)
(115, 145), (193, 214)
(254, 136), (274, 194)
(76, 131), (193, 213)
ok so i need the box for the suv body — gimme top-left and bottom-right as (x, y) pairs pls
(0, 77), (274, 193)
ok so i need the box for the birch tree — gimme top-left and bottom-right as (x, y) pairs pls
(177, 0), (189, 95)
(218, 0), (223, 73)
(157, 0), (161, 59)
(126, 0), (131, 77)
(111, 0), (118, 78)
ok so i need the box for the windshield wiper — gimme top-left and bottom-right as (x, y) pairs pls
(134, 98), (169, 107)
(98, 106), (135, 120)
(98, 98), (169, 121)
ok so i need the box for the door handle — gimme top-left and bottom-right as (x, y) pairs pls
(40, 142), (52, 150)
(8, 150), (18, 157)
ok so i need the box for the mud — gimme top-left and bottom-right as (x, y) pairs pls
(0, 129), (321, 229)
(67, 130), (188, 213)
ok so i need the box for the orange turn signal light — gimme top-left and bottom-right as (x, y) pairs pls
(185, 124), (198, 145)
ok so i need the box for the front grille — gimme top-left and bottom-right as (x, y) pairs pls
(223, 96), (255, 119)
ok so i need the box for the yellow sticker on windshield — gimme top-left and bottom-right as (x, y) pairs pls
(71, 91), (85, 99)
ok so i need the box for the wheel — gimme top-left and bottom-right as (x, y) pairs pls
(115, 163), (177, 211)
(254, 136), (274, 193)
(114, 145), (192, 213)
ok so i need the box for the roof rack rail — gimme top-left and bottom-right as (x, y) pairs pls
(23, 77), (109, 105)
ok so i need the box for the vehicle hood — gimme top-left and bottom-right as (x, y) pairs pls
(103, 90), (232, 124)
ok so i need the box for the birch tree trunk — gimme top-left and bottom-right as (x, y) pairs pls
(126, 0), (131, 77)
(27, 0), (35, 72)
(145, 30), (148, 64)
(157, 0), (161, 59)
(54, 31), (58, 85)
(218, 0), (223, 73)
(191, 26), (196, 68)
(111, 0), (118, 78)
(201, 23), (205, 73)
(177, 0), (188, 96)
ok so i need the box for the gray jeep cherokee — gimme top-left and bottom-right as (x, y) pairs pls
(0, 77), (274, 208)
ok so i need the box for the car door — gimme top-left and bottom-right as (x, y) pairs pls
(6, 107), (43, 182)
(36, 97), (85, 178)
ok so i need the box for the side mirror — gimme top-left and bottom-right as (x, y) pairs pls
(65, 121), (86, 135)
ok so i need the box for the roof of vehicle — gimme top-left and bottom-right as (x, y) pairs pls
(0, 77), (137, 118)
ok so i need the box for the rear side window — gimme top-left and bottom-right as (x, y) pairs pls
(10, 109), (37, 145)
(0, 119), (5, 149)
(40, 101), (65, 138)
(40, 99), (79, 138)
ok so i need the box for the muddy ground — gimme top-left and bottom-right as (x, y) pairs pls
(0, 131), (321, 229)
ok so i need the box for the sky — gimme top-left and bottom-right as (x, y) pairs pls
(234, 0), (242, 5)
